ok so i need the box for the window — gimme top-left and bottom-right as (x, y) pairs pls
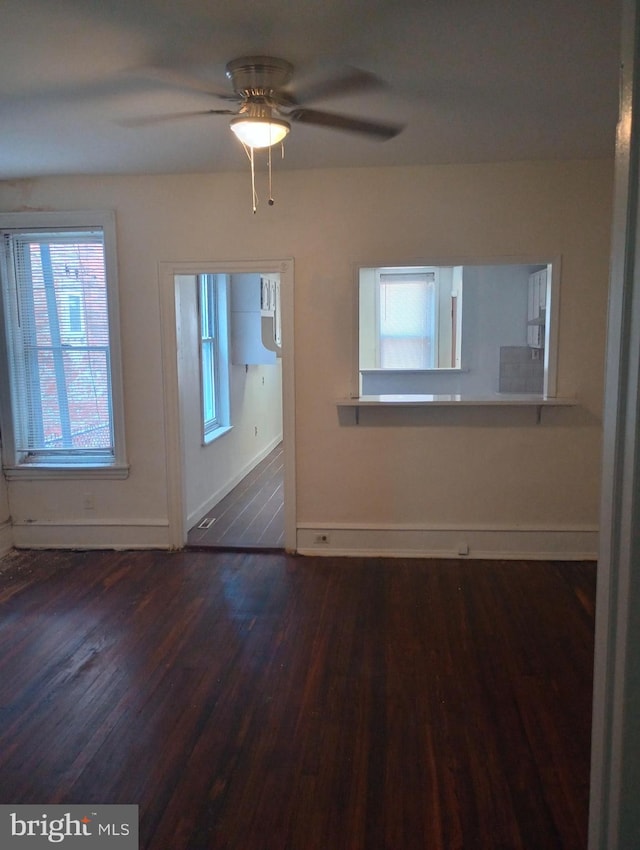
(360, 266), (461, 373)
(198, 274), (230, 443)
(200, 274), (219, 436)
(378, 270), (437, 369)
(0, 211), (127, 476)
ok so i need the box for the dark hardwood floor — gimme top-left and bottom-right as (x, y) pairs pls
(187, 443), (284, 549)
(0, 548), (595, 850)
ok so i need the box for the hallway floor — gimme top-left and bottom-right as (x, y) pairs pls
(187, 443), (284, 549)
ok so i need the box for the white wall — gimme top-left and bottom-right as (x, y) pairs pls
(459, 263), (530, 394)
(0, 159), (612, 555)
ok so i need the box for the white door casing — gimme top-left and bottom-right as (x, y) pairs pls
(158, 259), (296, 550)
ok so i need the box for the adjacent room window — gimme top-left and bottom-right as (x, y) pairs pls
(360, 265), (462, 373)
(0, 211), (127, 475)
(378, 270), (437, 369)
(198, 273), (230, 443)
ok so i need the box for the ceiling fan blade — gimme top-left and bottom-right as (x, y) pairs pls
(288, 108), (403, 140)
(0, 75), (159, 109)
(128, 65), (238, 100)
(119, 109), (235, 127)
(286, 66), (386, 106)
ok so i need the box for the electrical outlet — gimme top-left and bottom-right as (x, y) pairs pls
(254, 425), (258, 436)
(83, 493), (94, 511)
(313, 533), (330, 544)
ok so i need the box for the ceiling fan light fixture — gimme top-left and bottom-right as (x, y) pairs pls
(230, 116), (290, 149)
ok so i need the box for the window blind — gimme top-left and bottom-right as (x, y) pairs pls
(379, 271), (436, 369)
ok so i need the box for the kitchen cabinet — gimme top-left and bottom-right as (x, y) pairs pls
(230, 273), (281, 365)
(527, 267), (548, 349)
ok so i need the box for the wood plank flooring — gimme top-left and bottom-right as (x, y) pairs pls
(0, 548), (596, 850)
(187, 443), (284, 549)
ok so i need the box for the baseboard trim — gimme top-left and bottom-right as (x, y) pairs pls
(11, 519), (170, 550)
(5, 518), (598, 559)
(296, 523), (598, 560)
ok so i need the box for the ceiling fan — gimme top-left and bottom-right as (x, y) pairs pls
(126, 55), (403, 211)
(128, 55), (404, 147)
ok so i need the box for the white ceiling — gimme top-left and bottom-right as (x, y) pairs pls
(0, 0), (622, 179)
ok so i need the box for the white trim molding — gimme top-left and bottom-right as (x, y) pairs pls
(589, 1), (640, 847)
(158, 259), (296, 551)
(10, 518), (170, 550)
(0, 210), (128, 475)
(296, 523), (598, 560)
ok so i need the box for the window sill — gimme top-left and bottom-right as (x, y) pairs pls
(360, 368), (467, 375)
(2, 463), (130, 481)
(203, 424), (233, 446)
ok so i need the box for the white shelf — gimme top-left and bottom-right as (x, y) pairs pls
(337, 394), (577, 423)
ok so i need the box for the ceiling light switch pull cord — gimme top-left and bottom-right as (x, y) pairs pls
(242, 142), (259, 213)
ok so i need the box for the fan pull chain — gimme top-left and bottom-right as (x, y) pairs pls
(240, 140), (285, 213)
(268, 143), (274, 206)
(241, 141), (259, 213)
(250, 145), (258, 214)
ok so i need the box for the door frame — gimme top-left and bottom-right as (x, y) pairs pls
(158, 258), (296, 550)
(589, 1), (640, 846)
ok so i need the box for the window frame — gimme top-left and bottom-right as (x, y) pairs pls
(0, 210), (128, 479)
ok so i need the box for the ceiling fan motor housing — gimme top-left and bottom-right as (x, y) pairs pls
(225, 56), (294, 98)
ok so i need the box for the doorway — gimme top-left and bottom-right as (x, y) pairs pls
(158, 259), (296, 551)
